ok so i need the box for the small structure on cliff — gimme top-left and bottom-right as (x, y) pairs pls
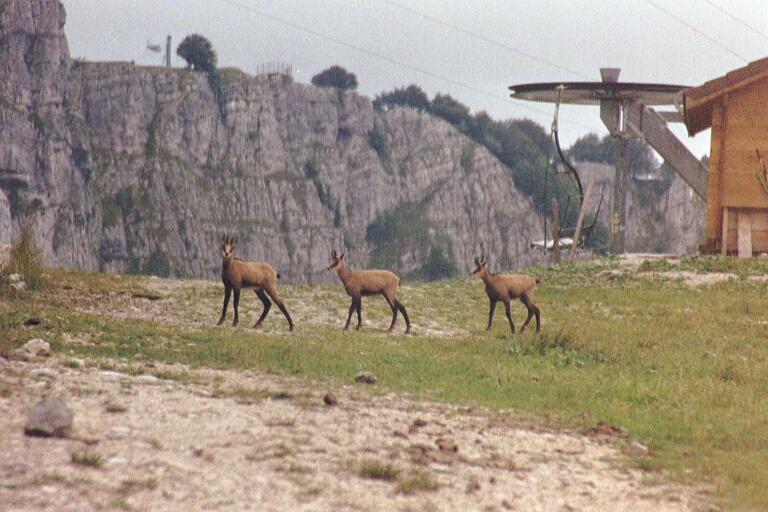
(683, 56), (768, 257)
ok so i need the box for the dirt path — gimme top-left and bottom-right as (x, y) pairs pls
(1, 355), (704, 511)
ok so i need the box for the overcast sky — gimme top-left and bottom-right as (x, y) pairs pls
(60, 0), (768, 160)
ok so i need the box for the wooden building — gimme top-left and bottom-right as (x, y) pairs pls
(684, 57), (768, 256)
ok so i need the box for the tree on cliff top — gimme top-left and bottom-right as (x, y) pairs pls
(311, 66), (358, 90)
(176, 34), (217, 73)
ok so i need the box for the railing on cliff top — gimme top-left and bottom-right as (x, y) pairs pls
(255, 62), (293, 78)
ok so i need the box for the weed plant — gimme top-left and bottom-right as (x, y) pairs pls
(2, 219), (44, 291)
(71, 449), (104, 468)
(359, 459), (400, 481)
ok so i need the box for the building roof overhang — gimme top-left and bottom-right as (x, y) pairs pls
(683, 56), (768, 136)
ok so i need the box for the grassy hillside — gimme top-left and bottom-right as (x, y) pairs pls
(4, 254), (768, 509)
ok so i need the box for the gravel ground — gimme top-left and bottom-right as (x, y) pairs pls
(1, 356), (705, 512)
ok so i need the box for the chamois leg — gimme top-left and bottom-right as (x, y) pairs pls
(519, 294), (540, 333)
(266, 287), (294, 332)
(217, 285), (232, 325)
(254, 289), (272, 329)
(344, 298), (357, 330)
(486, 300), (497, 331)
(396, 299), (411, 334)
(383, 293), (398, 332)
(232, 288), (241, 327)
(504, 300), (516, 333)
(355, 298), (363, 330)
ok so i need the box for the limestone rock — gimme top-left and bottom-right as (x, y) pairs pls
(323, 391), (338, 406)
(355, 371), (377, 384)
(24, 397), (74, 438)
(14, 339), (50, 360)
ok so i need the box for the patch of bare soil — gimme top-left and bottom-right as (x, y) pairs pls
(0, 356), (707, 512)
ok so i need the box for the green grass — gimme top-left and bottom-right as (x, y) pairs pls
(71, 449), (104, 468)
(359, 459), (400, 481)
(396, 469), (440, 494)
(6, 257), (768, 508)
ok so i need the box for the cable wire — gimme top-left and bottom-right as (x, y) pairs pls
(218, 0), (599, 131)
(378, 0), (593, 80)
(641, 0), (749, 63)
(702, 0), (768, 43)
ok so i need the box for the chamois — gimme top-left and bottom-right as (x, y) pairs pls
(470, 254), (540, 334)
(217, 234), (294, 331)
(327, 250), (411, 333)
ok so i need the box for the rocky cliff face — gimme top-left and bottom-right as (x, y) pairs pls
(575, 162), (706, 254)
(0, 0), (548, 282)
(0, 0), (704, 283)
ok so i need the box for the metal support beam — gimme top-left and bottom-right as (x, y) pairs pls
(612, 137), (628, 254)
(600, 99), (623, 137)
(623, 102), (708, 201)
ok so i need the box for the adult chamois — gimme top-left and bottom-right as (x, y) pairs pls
(327, 250), (411, 334)
(217, 234), (294, 331)
(470, 254), (540, 334)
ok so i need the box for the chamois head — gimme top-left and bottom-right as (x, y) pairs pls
(327, 250), (346, 271)
(470, 254), (487, 276)
(221, 234), (238, 259)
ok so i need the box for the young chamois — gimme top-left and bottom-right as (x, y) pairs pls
(470, 254), (540, 334)
(217, 234), (294, 331)
(327, 250), (411, 334)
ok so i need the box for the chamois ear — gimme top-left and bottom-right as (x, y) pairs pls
(232, 235), (238, 245)
(339, 251), (346, 260)
(331, 250), (337, 258)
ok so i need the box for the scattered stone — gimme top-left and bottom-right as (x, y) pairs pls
(66, 358), (85, 368)
(582, 420), (626, 437)
(408, 418), (428, 434)
(436, 437), (458, 453)
(24, 397), (74, 438)
(10, 281), (27, 292)
(132, 292), (162, 301)
(354, 371), (377, 384)
(628, 441), (649, 455)
(108, 426), (131, 440)
(323, 391), (338, 406)
(8, 273), (22, 283)
(29, 368), (58, 381)
(14, 339), (50, 361)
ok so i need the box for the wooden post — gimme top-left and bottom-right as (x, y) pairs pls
(568, 180), (594, 262)
(737, 210), (752, 258)
(552, 198), (561, 263)
(611, 137), (628, 254)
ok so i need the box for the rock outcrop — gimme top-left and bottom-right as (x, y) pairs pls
(0, 0), (704, 282)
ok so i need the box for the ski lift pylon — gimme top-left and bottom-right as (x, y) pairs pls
(534, 85), (603, 253)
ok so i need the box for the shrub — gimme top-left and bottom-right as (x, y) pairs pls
(6, 219), (44, 290)
(311, 66), (358, 90)
(359, 459), (400, 481)
(368, 126), (389, 161)
(366, 203), (457, 280)
(176, 34), (217, 73)
(373, 84), (429, 111)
